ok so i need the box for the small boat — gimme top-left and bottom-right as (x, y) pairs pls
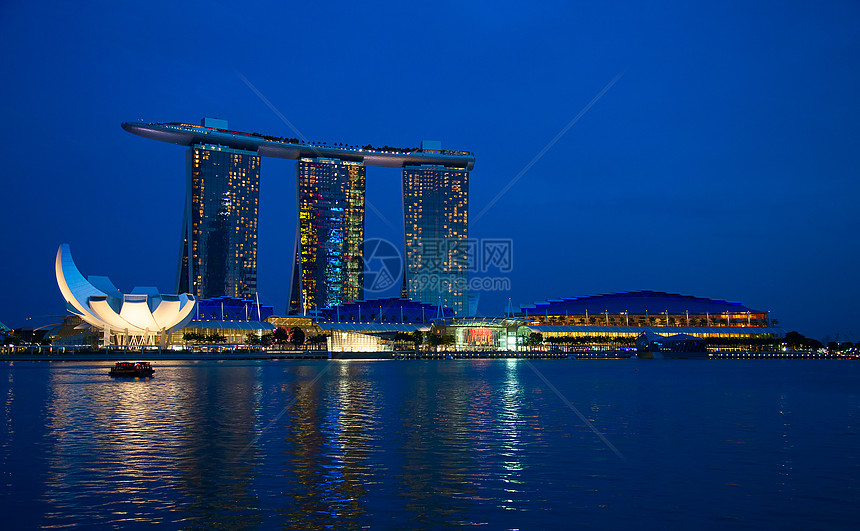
(109, 362), (154, 377)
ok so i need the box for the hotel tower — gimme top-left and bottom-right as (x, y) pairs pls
(176, 119), (260, 299)
(122, 119), (473, 313)
(402, 153), (469, 316)
(288, 158), (366, 314)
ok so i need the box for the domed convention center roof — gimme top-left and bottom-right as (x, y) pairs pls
(518, 291), (763, 315)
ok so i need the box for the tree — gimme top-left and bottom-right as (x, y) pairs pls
(393, 332), (413, 343)
(784, 331), (823, 350)
(184, 331), (226, 344)
(428, 332), (444, 350)
(273, 327), (289, 344)
(288, 326), (305, 347)
(411, 330), (423, 350)
(526, 332), (543, 348)
(306, 334), (328, 349)
(4, 333), (23, 346)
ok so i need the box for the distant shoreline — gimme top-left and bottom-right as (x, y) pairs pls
(0, 350), (849, 362)
(0, 350), (327, 362)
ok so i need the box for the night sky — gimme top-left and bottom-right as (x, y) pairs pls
(2, 1), (858, 341)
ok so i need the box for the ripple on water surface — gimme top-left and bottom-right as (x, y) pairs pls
(1, 359), (859, 529)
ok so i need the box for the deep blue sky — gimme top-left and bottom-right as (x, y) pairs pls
(2, 1), (858, 341)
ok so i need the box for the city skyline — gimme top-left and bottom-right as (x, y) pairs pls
(1, 1), (858, 341)
(125, 119), (476, 316)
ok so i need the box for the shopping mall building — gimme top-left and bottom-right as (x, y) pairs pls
(289, 291), (783, 354)
(514, 291), (783, 352)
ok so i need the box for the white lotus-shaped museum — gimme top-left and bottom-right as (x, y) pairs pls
(55, 244), (196, 346)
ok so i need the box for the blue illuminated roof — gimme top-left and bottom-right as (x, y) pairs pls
(518, 291), (763, 315)
(527, 326), (782, 335)
(196, 296), (274, 321)
(321, 297), (453, 323)
(317, 323), (426, 332)
(186, 320), (276, 330)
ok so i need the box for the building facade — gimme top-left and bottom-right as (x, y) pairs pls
(320, 297), (453, 324)
(432, 317), (527, 351)
(516, 291), (783, 351)
(177, 139), (260, 300)
(402, 164), (469, 316)
(56, 244), (196, 347)
(290, 158), (365, 314)
(193, 296), (273, 321)
(124, 119), (475, 314)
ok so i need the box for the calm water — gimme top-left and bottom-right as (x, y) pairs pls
(1, 359), (859, 529)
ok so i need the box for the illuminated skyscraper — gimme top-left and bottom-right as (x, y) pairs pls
(402, 163), (469, 316)
(124, 119), (475, 313)
(177, 137), (260, 299)
(289, 158), (365, 314)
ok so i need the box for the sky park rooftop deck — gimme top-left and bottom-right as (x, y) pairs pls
(121, 121), (476, 170)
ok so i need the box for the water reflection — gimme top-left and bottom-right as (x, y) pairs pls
(170, 363), (261, 529)
(1, 365), (16, 497)
(395, 362), (480, 527)
(39, 362), (263, 529)
(2, 360), (857, 529)
(41, 366), (175, 527)
(497, 359), (526, 511)
(777, 392), (793, 493)
(273, 362), (377, 529)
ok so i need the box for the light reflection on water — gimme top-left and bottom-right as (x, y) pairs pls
(0, 359), (859, 529)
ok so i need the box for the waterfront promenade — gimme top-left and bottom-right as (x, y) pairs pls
(0, 348), (847, 362)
